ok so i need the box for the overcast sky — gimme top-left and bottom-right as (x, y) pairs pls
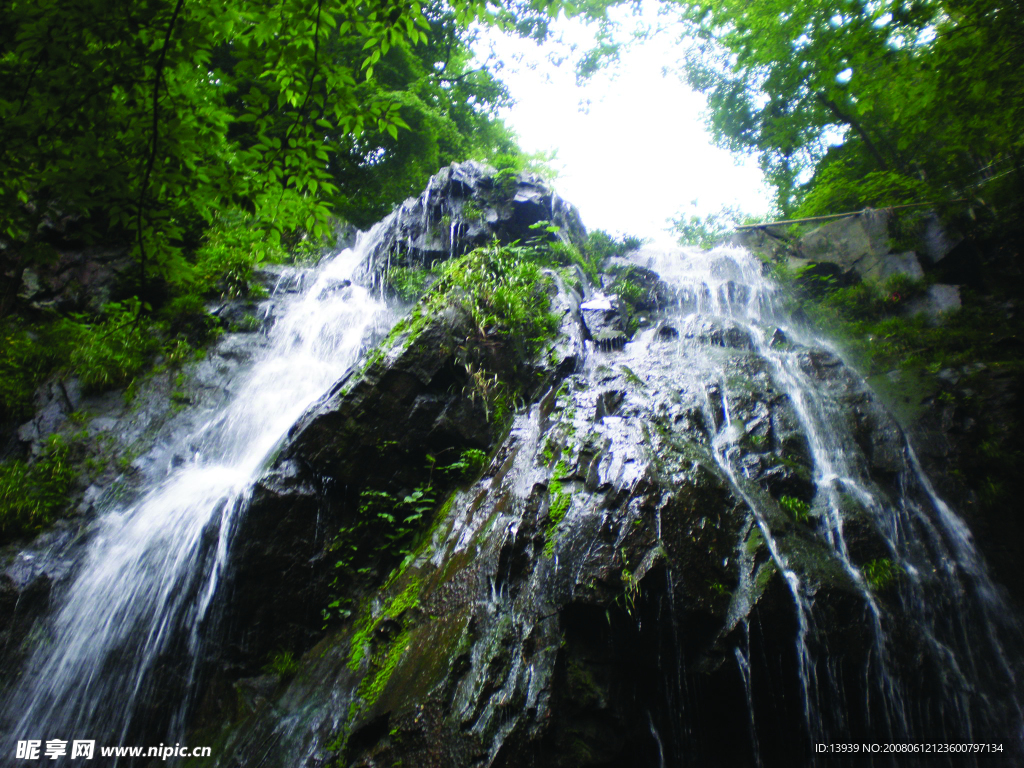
(473, 5), (773, 243)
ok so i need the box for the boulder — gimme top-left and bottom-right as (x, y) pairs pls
(905, 283), (962, 320)
(361, 162), (587, 287)
(793, 210), (926, 284)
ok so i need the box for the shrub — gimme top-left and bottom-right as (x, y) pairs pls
(0, 434), (77, 542)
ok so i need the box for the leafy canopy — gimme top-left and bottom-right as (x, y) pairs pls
(0, 0), (612, 290)
(668, 0), (1024, 219)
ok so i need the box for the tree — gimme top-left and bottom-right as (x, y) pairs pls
(0, 0), (600, 294)
(669, 0), (1024, 219)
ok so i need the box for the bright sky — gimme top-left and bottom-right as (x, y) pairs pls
(473, 4), (773, 243)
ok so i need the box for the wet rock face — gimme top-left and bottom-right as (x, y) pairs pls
(362, 161), (587, 285)
(213, 274), (584, 681)
(0, 273), (310, 699)
(190, 244), (1018, 768)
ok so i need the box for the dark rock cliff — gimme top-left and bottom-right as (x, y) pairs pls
(2, 165), (1021, 767)
(179, 170), (1021, 767)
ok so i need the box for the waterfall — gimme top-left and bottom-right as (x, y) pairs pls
(630, 243), (1023, 759)
(1, 225), (398, 758)
(3, 203), (1021, 767)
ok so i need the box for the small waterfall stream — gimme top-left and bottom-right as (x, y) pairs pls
(2, 226), (398, 756)
(627, 244), (1023, 758)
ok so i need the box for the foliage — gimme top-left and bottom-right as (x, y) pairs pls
(0, 0), (611, 294)
(797, 166), (933, 220)
(262, 650), (301, 677)
(0, 300), (164, 418)
(322, 443), (491, 627)
(670, 203), (763, 249)
(430, 241), (560, 364)
(0, 319), (66, 419)
(189, 215), (287, 299)
(779, 494), (811, 524)
(440, 448), (488, 482)
(612, 277), (645, 305)
(385, 266), (432, 302)
(584, 229), (646, 266)
(62, 301), (164, 393)
(862, 557), (898, 591)
(487, 149), (560, 194)
(671, 0), (1024, 223)
(323, 239), (570, 626)
(775, 261), (1018, 378)
(527, 224), (601, 285)
(0, 434), (77, 542)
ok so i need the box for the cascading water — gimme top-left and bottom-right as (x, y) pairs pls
(1, 225), (398, 759)
(5, 168), (1020, 767)
(624, 244), (1023, 760)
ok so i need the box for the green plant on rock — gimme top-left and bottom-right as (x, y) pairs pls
(779, 495), (811, 524)
(621, 564), (641, 616)
(432, 242), (559, 359)
(707, 579), (730, 597)
(584, 230), (646, 268)
(385, 267), (431, 303)
(439, 448), (488, 483)
(611, 277), (645, 306)
(263, 650), (301, 677)
(862, 557), (899, 591)
(527, 223), (600, 284)
(0, 434), (78, 543)
(460, 199), (484, 221)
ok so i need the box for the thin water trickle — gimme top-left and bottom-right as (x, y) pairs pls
(734, 621), (763, 768)
(2, 224), (398, 756)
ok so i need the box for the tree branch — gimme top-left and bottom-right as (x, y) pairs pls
(816, 91), (891, 171)
(135, 0), (187, 302)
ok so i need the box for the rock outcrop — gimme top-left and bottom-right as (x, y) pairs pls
(736, 209), (963, 321)
(361, 161), (586, 288)
(178, 181), (1021, 766)
(3, 166), (1020, 768)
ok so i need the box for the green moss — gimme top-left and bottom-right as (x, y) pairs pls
(565, 655), (606, 709)
(543, 477), (572, 557)
(618, 365), (645, 388)
(745, 527), (765, 554)
(754, 560), (778, 593)
(357, 627), (409, 708)
(348, 577), (421, 671)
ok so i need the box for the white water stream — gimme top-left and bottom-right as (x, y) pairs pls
(2, 225), (396, 754)
(3, 229), (1021, 764)
(633, 244), (1022, 757)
